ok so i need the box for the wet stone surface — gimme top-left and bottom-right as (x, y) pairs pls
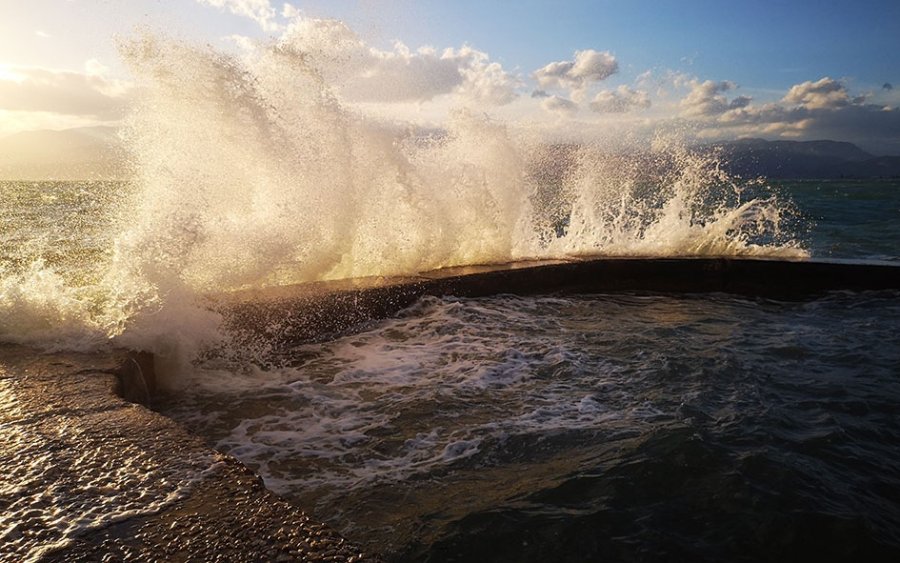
(0, 344), (377, 562)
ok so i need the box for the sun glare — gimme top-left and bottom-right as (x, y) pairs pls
(0, 64), (24, 83)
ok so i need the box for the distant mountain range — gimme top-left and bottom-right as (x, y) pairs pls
(1, 126), (898, 181)
(703, 138), (900, 179)
(0, 126), (128, 181)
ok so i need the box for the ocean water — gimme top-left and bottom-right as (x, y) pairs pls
(148, 178), (900, 561)
(4, 176), (898, 561)
(162, 290), (900, 561)
(775, 180), (900, 262)
(2, 30), (900, 562)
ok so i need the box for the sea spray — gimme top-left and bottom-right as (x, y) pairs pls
(117, 33), (540, 289)
(117, 31), (804, 281)
(0, 181), (128, 351)
(0, 24), (806, 373)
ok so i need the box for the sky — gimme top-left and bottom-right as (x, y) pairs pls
(0, 0), (899, 153)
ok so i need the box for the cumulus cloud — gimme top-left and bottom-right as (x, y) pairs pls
(541, 95), (578, 116)
(695, 76), (900, 153)
(721, 77), (862, 125)
(680, 80), (751, 117)
(589, 85), (651, 113)
(197, 0), (279, 32)
(533, 49), (618, 98)
(785, 105), (900, 151)
(729, 95), (752, 110)
(453, 47), (519, 105)
(0, 64), (130, 120)
(721, 101), (900, 151)
(194, 3), (519, 106)
(276, 17), (518, 105)
(781, 77), (863, 109)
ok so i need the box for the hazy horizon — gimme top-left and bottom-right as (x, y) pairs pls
(2, 125), (899, 182)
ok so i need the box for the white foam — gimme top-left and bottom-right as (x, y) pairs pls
(162, 295), (680, 506)
(0, 260), (112, 352)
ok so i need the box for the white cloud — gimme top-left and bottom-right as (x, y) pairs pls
(680, 80), (747, 116)
(452, 46), (519, 106)
(275, 17), (518, 105)
(589, 85), (651, 113)
(0, 64), (131, 120)
(783, 77), (851, 109)
(533, 49), (618, 98)
(687, 76), (900, 153)
(635, 70), (654, 87)
(192, 4), (518, 107)
(197, 0), (280, 32)
(541, 95), (578, 116)
(35, 30), (50, 39)
(282, 3), (301, 19)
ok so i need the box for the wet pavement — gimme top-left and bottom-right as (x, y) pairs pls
(0, 344), (377, 562)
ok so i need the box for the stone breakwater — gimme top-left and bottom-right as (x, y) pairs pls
(215, 256), (900, 352)
(0, 344), (377, 562)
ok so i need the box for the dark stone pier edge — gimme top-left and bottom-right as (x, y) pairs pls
(123, 255), (900, 415)
(205, 256), (900, 367)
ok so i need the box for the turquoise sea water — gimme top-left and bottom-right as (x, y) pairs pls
(778, 180), (900, 261)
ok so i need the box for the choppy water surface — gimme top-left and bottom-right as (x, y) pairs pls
(782, 180), (900, 261)
(161, 291), (900, 561)
(4, 177), (900, 560)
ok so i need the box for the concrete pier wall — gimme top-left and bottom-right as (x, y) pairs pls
(213, 257), (900, 352)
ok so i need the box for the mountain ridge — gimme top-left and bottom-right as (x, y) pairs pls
(0, 126), (129, 181)
(704, 138), (900, 179)
(1, 127), (898, 181)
